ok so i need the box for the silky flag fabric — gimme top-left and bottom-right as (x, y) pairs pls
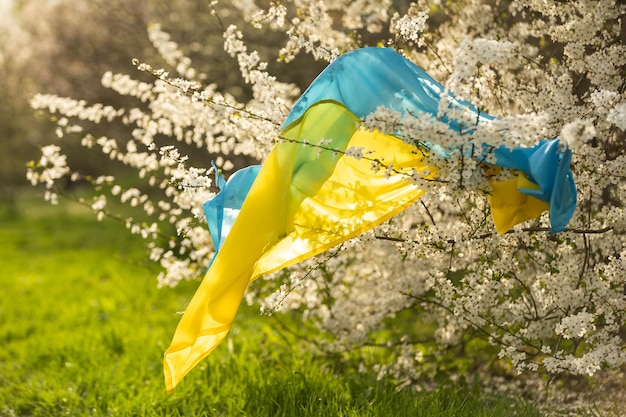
(490, 140), (576, 233)
(164, 100), (436, 392)
(203, 164), (262, 257)
(486, 171), (550, 234)
(202, 48), (575, 243)
(283, 47), (576, 233)
(164, 47), (578, 392)
(283, 47), (494, 131)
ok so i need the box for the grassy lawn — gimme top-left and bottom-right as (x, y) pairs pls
(0, 192), (544, 416)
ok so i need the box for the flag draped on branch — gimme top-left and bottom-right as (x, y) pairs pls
(163, 47), (577, 392)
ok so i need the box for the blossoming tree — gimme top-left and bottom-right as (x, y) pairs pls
(27, 0), (626, 395)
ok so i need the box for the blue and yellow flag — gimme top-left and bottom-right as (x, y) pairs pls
(163, 47), (577, 391)
(164, 100), (435, 392)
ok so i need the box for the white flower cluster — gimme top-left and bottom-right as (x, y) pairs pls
(147, 24), (196, 79)
(250, 2), (287, 29)
(607, 103), (626, 131)
(26, 144), (70, 205)
(344, 146), (365, 161)
(392, 6), (428, 46)
(28, 0), (626, 401)
(447, 38), (518, 109)
(223, 24), (299, 126)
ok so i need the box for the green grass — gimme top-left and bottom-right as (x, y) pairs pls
(0, 192), (544, 416)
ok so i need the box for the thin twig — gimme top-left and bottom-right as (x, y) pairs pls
(374, 225), (614, 246)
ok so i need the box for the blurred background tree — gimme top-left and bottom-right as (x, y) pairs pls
(0, 0), (322, 210)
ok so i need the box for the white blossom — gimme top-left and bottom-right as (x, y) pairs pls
(392, 9), (429, 46)
(608, 102), (626, 131)
(25, 1), (626, 404)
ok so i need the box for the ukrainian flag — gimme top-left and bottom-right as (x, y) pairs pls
(163, 47), (576, 391)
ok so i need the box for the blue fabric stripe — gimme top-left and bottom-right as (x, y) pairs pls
(203, 164), (262, 258)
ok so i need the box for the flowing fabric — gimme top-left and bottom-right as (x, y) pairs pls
(164, 47), (577, 392)
(490, 140), (576, 232)
(164, 101), (436, 391)
(203, 164), (262, 259)
(283, 47), (575, 233)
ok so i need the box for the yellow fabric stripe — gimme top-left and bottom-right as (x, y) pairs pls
(488, 173), (550, 233)
(163, 101), (436, 392)
(253, 127), (435, 277)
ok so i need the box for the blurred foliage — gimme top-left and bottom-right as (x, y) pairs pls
(0, 0), (438, 202)
(0, 0), (328, 204)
